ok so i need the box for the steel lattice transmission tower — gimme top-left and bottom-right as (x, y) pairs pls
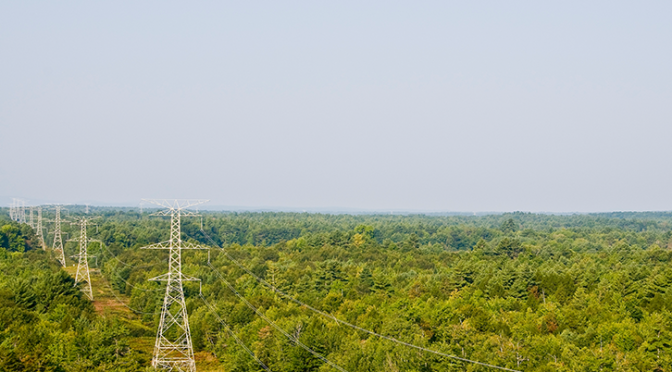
(50, 206), (67, 267)
(28, 206), (35, 228)
(71, 217), (97, 300)
(19, 200), (26, 224)
(10, 198), (26, 223)
(9, 199), (15, 221)
(141, 199), (209, 372)
(36, 206), (46, 250)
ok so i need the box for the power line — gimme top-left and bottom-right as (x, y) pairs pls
(98, 242), (135, 267)
(98, 270), (162, 315)
(198, 293), (271, 371)
(97, 248), (163, 293)
(199, 228), (521, 372)
(97, 240), (169, 277)
(208, 262), (349, 372)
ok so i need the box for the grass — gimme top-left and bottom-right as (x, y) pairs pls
(64, 263), (223, 371)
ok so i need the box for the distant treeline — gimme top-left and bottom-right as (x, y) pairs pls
(4, 209), (672, 371)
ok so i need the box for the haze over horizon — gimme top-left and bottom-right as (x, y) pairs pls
(3, 198), (672, 216)
(2, 2), (671, 213)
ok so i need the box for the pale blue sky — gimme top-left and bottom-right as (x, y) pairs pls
(1, 1), (671, 212)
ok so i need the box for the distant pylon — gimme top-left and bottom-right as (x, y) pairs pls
(36, 206), (46, 250)
(10, 198), (26, 223)
(141, 199), (209, 372)
(19, 200), (26, 224)
(72, 217), (96, 300)
(51, 206), (67, 267)
(28, 206), (35, 229)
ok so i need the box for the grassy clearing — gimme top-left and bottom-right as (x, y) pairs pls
(64, 265), (223, 371)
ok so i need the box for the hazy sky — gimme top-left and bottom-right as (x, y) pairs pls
(1, 2), (671, 212)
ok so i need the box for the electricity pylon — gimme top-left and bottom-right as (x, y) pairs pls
(28, 206), (35, 228)
(36, 206), (46, 250)
(19, 200), (26, 223)
(10, 198), (26, 223)
(141, 199), (208, 372)
(50, 206), (67, 267)
(71, 217), (97, 300)
(8, 200), (15, 221)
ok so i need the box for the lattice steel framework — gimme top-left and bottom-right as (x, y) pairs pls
(141, 199), (208, 372)
(8, 200), (15, 221)
(19, 200), (26, 224)
(50, 206), (67, 267)
(72, 217), (96, 300)
(36, 206), (46, 250)
(28, 206), (35, 229)
(10, 198), (26, 223)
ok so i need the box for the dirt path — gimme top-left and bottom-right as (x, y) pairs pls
(64, 266), (223, 371)
(63, 266), (135, 318)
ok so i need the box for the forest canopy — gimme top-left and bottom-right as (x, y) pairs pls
(3, 209), (672, 371)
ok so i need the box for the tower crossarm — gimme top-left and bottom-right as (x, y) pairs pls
(149, 209), (201, 218)
(142, 199), (208, 211)
(140, 242), (209, 251)
(140, 241), (171, 250)
(183, 242), (209, 250)
(148, 273), (202, 282)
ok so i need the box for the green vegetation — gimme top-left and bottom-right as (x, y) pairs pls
(4, 210), (672, 371)
(0, 219), (145, 371)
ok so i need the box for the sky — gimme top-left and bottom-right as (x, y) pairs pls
(1, 1), (671, 213)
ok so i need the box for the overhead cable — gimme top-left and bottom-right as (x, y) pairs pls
(96, 240), (162, 268)
(97, 271), (162, 315)
(207, 262), (349, 372)
(98, 247), (163, 293)
(199, 293), (271, 371)
(199, 228), (521, 372)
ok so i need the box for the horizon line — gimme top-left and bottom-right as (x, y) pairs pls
(2, 200), (672, 216)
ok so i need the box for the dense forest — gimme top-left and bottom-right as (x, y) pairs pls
(3, 209), (672, 371)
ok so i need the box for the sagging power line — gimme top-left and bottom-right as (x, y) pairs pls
(198, 293), (271, 371)
(199, 228), (521, 372)
(208, 262), (349, 372)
